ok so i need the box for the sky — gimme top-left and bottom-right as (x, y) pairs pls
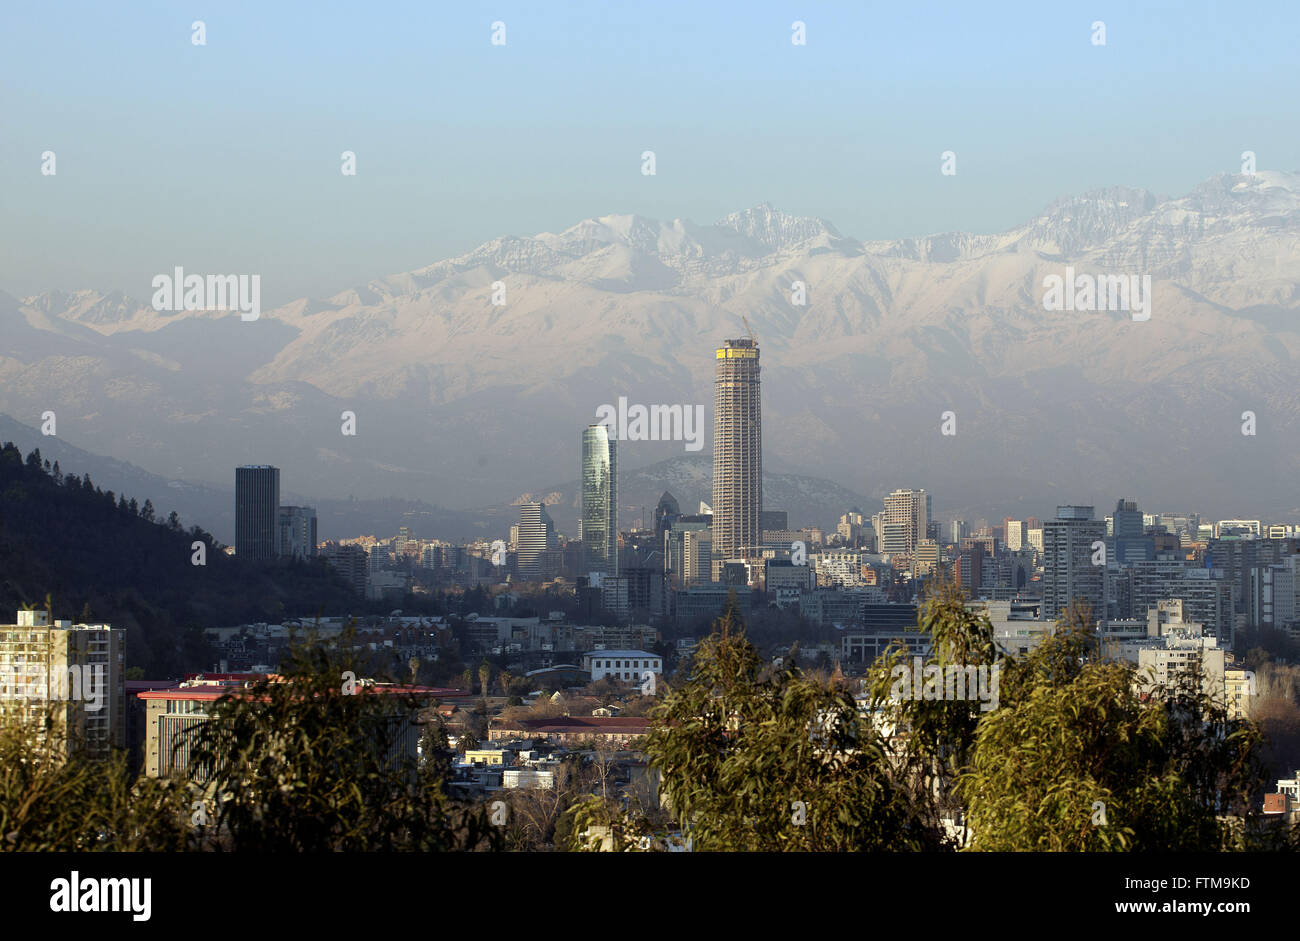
(2, 0), (1298, 307)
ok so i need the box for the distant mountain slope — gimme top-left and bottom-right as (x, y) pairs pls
(0, 413), (233, 538)
(0, 442), (369, 674)
(0, 415), (495, 544)
(5, 171), (1300, 520)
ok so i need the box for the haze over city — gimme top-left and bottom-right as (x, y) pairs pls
(2, 1), (1299, 885)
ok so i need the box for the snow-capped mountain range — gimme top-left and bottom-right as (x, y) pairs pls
(3, 170), (1299, 531)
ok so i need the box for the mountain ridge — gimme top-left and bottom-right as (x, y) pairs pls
(5, 171), (1300, 521)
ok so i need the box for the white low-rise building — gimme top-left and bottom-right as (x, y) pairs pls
(503, 767), (555, 789)
(1112, 602), (1225, 700)
(584, 649), (662, 683)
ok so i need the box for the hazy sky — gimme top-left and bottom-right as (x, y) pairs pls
(3, 0), (1297, 307)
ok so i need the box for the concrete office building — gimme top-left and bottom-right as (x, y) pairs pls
(236, 465), (280, 562)
(517, 502), (557, 581)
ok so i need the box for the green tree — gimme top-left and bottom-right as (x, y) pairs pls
(0, 705), (191, 852)
(962, 609), (1277, 851)
(864, 579), (1002, 846)
(182, 628), (499, 851)
(639, 592), (928, 851)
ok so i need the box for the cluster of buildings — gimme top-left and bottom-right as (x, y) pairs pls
(201, 615), (446, 674)
(234, 465), (317, 562)
(449, 706), (657, 803)
(200, 610), (663, 680)
(14, 332), (1291, 837)
(229, 338), (1300, 717)
(0, 601), (664, 781)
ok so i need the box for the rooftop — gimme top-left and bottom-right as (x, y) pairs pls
(138, 677), (463, 702)
(506, 716), (652, 732)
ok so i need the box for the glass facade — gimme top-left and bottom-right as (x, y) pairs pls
(581, 424), (617, 577)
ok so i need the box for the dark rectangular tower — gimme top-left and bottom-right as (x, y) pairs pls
(236, 465), (280, 562)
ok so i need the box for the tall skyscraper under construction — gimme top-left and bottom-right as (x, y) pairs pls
(711, 336), (761, 581)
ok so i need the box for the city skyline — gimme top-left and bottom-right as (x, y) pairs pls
(6, 0), (1300, 879)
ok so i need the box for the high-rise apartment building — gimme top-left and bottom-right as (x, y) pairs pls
(1249, 563), (1297, 631)
(277, 505), (318, 560)
(955, 547), (984, 596)
(581, 424), (618, 578)
(712, 337), (762, 580)
(320, 542), (368, 595)
(1123, 562), (1235, 644)
(837, 509), (866, 544)
(517, 502), (557, 581)
(1027, 527), (1044, 553)
(913, 539), (940, 576)
(665, 515), (711, 587)
(1042, 506), (1106, 623)
(881, 489), (931, 556)
(236, 465), (280, 562)
(0, 609), (125, 759)
(681, 529), (714, 587)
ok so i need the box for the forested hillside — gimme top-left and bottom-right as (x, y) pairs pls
(0, 442), (362, 675)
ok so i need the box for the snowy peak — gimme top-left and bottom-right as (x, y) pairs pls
(23, 170), (1300, 319)
(23, 289), (152, 325)
(1015, 186), (1159, 257)
(1192, 170), (1300, 213)
(410, 235), (568, 283)
(715, 203), (849, 253)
